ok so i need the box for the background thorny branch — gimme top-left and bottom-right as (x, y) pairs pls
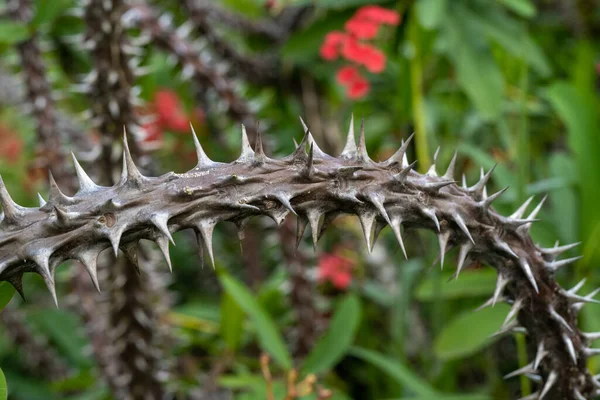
(0, 1), (599, 400)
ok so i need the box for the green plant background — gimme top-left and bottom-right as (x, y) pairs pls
(0, 0), (598, 399)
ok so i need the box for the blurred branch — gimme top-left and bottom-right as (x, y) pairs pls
(6, 0), (71, 184)
(129, 1), (259, 141)
(183, 0), (285, 42)
(183, 0), (279, 85)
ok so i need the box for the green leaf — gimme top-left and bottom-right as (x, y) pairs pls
(441, 14), (504, 120)
(301, 293), (362, 374)
(461, 6), (550, 76)
(32, 0), (74, 28)
(433, 304), (510, 360)
(219, 273), (292, 369)
(349, 347), (437, 397)
(0, 368), (6, 400)
(220, 290), (245, 352)
(28, 309), (92, 368)
(416, 0), (447, 30)
(0, 283), (15, 312)
(497, 0), (536, 18)
(544, 80), (600, 249)
(548, 154), (578, 245)
(0, 20), (30, 44)
(416, 270), (497, 301)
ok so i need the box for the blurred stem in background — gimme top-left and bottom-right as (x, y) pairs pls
(517, 61), (529, 202)
(515, 333), (531, 396)
(408, 10), (430, 171)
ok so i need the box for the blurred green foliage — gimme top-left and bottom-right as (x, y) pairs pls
(0, 0), (598, 399)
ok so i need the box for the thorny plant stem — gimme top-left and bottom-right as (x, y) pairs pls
(0, 118), (597, 399)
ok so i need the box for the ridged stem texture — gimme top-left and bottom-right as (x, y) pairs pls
(0, 117), (598, 399)
(77, 1), (171, 398)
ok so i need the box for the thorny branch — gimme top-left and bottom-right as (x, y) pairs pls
(0, 116), (597, 398)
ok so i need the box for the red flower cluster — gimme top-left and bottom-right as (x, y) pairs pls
(320, 6), (400, 99)
(0, 124), (23, 164)
(141, 89), (204, 145)
(318, 248), (357, 290)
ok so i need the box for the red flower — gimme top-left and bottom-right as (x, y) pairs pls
(141, 120), (163, 144)
(318, 251), (355, 290)
(355, 5), (401, 25)
(341, 38), (386, 73)
(347, 77), (370, 99)
(320, 31), (348, 60)
(345, 17), (380, 39)
(336, 65), (360, 85)
(154, 89), (189, 133)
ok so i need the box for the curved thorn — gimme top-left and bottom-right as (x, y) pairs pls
(503, 298), (523, 327)
(549, 305), (573, 332)
(452, 212), (474, 244)
(422, 208), (440, 232)
(546, 255), (584, 272)
(340, 114), (357, 158)
(238, 124), (254, 161)
(390, 215), (407, 259)
(307, 209), (321, 251)
(155, 234), (172, 272)
(519, 259), (539, 293)
(394, 160), (417, 183)
(357, 117), (369, 162)
(274, 193), (296, 216)
(191, 122), (213, 167)
(443, 151), (458, 180)
(426, 146), (440, 176)
(539, 372), (557, 400)
(481, 186), (509, 211)
(358, 211), (376, 253)
(37, 193), (47, 207)
(504, 362), (535, 379)
(563, 334), (577, 363)
(198, 220), (216, 269)
(533, 341), (547, 370)
(494, 238), (518, 259)
(510, 196), (534, 219)
(455, 242), (474, 279)
(492, 273), (509, 306)
(385, 133), (414, 166)
(438, 230), (451, 269)
(122, 127), (143, 183)
(78, 250), (101, 293)
(295, 215), (308, 249)
(71, 152), (98, 193)
(150, 213), (175, 245)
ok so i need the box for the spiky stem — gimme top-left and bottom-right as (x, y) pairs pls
(183, 0), (284, 42)
(0, 118), (597, 398)
(77, 1), (171, 398)
(182, 0), (279, 85)
(7, 0), (70, 183)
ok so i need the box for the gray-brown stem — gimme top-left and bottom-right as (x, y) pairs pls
(0, 119), (597, 399)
